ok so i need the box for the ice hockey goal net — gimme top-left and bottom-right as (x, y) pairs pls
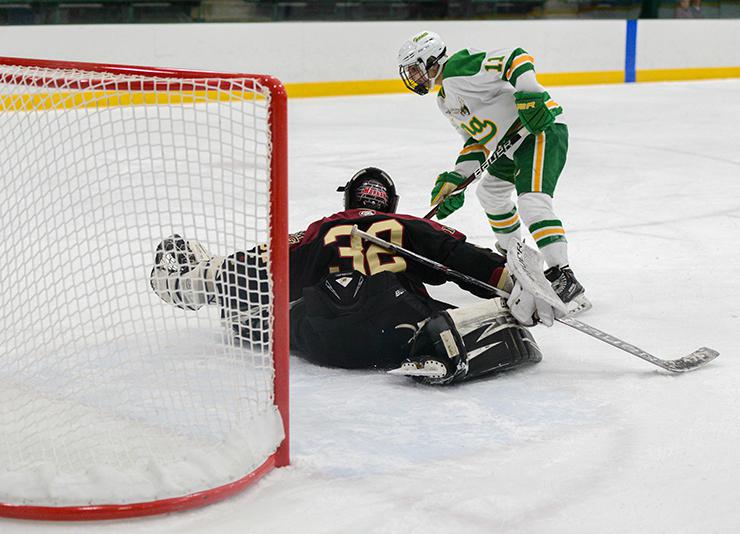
(0, 57), (289, 520)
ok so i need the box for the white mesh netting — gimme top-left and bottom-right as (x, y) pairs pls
(0, 63), (285, 508)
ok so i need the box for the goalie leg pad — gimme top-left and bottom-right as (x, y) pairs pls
(400, 298), (542, 385)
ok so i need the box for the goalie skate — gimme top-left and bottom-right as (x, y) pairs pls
(388, 360), (450, 381)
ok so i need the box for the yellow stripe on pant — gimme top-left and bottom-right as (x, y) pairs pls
(531, 132), (546, 193)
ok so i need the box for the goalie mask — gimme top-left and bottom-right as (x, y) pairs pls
(398, 31), (448, 96)
(336, 167), (399, 213)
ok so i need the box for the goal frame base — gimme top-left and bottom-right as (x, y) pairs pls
(0, 453), (279, 521)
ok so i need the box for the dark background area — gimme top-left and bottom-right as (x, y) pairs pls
(0, 0), (736, 25)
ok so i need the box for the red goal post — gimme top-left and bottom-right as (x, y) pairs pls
(0, 57), (289, 520)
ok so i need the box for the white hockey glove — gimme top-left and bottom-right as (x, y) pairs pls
(506, 280), (555, 327)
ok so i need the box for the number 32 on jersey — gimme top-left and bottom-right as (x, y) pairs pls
(323, 220), (407, 275)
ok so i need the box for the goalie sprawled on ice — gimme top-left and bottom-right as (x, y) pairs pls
(150, 168), (561, 385)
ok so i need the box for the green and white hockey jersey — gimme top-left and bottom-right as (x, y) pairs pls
(436, 47), (558, 175)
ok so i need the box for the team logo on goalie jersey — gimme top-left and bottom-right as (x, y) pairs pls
(289, 231), (305, 246)
(359, 210), (376, 217)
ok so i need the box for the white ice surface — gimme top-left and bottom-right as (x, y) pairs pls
(4, 79), (739, 532)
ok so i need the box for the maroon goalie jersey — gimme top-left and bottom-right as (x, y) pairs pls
(288, 208), (507, 302)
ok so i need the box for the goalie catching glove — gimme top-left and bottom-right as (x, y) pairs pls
(149, 234), (224, 311)
(430, 171), (466, 219)
(514, 91), (562, 135)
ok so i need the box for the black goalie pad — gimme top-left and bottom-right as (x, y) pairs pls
(404, 298), (542, 385)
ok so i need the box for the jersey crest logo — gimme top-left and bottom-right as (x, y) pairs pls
(447, 97), (470, 117)
(458, 98), (470, 116)
(359, 210), (376, 217)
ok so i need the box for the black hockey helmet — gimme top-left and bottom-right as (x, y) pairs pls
(336, 167), (399, 213)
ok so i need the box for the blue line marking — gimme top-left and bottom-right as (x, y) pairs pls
(625, 19), (637, 83)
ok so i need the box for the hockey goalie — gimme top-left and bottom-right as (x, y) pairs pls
(150, 168), (562, 385)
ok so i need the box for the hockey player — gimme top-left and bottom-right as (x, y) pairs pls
(150, 168), (560, 385)
(397, 31), (590, 313)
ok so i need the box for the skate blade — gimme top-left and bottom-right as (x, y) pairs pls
(388, 361), (446, 378)
(565, 294), (592, 316)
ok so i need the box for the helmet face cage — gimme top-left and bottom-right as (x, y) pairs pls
(398, 31), (447, 96)
(339, 167), (399, 213)
(400, 61), (433, 96)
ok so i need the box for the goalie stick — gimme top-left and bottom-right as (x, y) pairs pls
(424, 121), (528, 220)
(350, 226), (719, 373)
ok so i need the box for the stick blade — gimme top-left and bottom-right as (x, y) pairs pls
(662, 347), (720, 373)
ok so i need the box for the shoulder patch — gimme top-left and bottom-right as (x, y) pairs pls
(442, 49), (487, 80)
(503, 48), (535, 84)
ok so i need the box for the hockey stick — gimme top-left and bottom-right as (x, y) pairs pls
(350, 226), (719, 373)
(424, 121), (528, 219)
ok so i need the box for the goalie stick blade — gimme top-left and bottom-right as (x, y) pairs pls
(661, 347), (720, 373)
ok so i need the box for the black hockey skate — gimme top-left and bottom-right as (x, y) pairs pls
(544, 265), (583, 303)
(545, 265), (592, 315)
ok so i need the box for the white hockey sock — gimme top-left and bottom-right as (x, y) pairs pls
(517, 192), (569, 268)
(484, 203), (522, 253)
(541, 241), (568, 269)
(495, 231), (521, 254)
